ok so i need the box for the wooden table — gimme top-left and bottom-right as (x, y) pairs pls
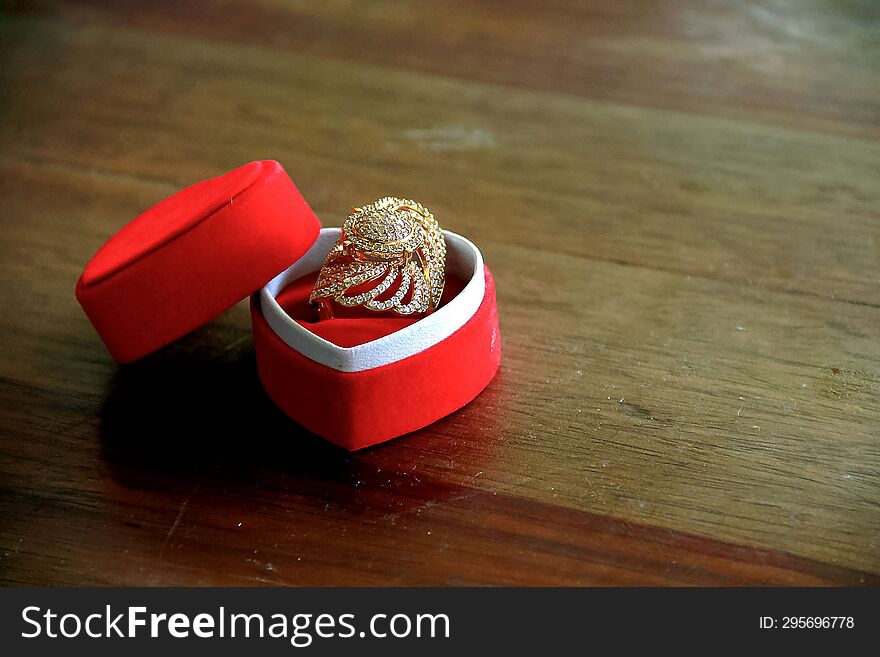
(1, 1), (878, 586)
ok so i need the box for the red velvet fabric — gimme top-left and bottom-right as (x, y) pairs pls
(76, 161), (320, 363)
(275, 272), (468, 347)
(251, 270), (501, 450)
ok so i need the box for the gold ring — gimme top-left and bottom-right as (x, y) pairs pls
(309, 197), (446, 318)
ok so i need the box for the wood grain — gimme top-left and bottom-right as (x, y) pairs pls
(11, 0), (880, 140)
(1, 1), (878, 585)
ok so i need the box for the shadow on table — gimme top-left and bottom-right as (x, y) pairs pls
(97, 317), (504, 515)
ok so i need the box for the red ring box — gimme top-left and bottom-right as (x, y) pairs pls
(76, 161), (501, 449)
(252, 229), (501, 450)
(76, 160), (320, 363)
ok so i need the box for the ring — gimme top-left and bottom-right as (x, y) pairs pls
(309, 197), (447, 318)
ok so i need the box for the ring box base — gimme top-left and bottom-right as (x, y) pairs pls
(252, 229), (501, 450)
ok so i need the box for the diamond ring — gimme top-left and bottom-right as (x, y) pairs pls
(309, 197), (447, 318)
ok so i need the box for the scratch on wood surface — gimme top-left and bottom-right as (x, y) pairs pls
(402, 126), (496, 151)
(160, 490), (195, 558)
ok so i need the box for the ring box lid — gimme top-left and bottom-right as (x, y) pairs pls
(76, 160), (321, 363)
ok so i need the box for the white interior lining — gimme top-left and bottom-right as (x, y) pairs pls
(259, 228), (485, 372)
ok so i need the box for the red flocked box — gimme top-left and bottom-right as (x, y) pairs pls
(253, 229), (501, 450)
(76, 160), (320, 363)
(77, 161), (501, 450)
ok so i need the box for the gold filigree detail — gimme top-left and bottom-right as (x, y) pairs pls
(309, 197), (446, 316)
